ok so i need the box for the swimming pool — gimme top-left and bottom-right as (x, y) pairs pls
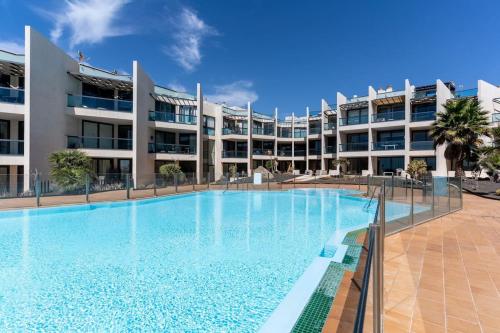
(0, 189), (413, 331)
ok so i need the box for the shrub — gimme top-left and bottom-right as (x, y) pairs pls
(496, 189), (500, 196)
(228, 164), (237, 178)
(49, 150), (93, 191)
(265, 160), (273, 171)
(407, 160), (427, 180)
(159, 163), (182, 177)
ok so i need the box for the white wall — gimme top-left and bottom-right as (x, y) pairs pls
(435, 80), (453, 176)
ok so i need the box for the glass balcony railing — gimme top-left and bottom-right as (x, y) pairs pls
(67, 136), (132, 150)
(453, 88), (477, 99)
(376, 90), (405, 99)
(372, 140), (405, 151)
(277, 150), (292, 156)
(0, 86), (24, 104)
(278, 132), (292, 138)
(149, 111), (197, 125)
(339, 115), (369, 126)
(410, 141), (434, 150)
(148, 143), (196, 154)
(222, 150), (247, 158)
(372, 111), (405, 123)
(0, 139), (24, 155)
(308, 148), (321, 155)
(309, 127), (321, 135)
(252, 128), (274, 136)
(413, 90), (436, 99)
(294, 150), (306, 156)
(325, 145), (336, 154)
(203, 127), (215, 135)
(411, 111), (436, 122)
(324, 122), (336, 130)
(339, 143), (369, 152)
(346, 96), (368, 103)
(252, 148), (274, 155)
(294, 130), (307, 138)
(67, 94), (132, 112)
(222, 128), (248, 135)
(492, 113), (500, 123)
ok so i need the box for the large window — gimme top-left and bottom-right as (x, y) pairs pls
(411, 130), (431, 141)
(155, 131), (175, 144)
(346, 108), (368, 125)
(82, 83), (114, 99)
(377, 130), (404, 142)
(347, 133), (368, 143)
(82, 120), (113, 149)
(203, 116), (215, 135)
(377, 157), (404, 175)
(155, 101), (175, 113)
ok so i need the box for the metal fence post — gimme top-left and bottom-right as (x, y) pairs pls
(35, 173), (41, 207)
(226, 172), (229, 190)
(410, 178), (414, 226)
(431, 178), (435, 216)
(153, 174), (157, 196)
(236, 173), (239, 191)
(126, 174), (130, 199)
(373, 186), (385, 333)
(85, 173), (90, 203)
(267, 173), (270, 191)
(207, 172), (210, 189)
(174, 173), (178, 193)
(405, 174), (408, 198)
(367, 174), (370, 196)
(447, 177), (451, 212)
(391, 174), (394, 200)
(460, 176), (463, 209)
(192, 172), (196, 191)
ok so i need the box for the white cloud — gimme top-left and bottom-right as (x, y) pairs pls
(168, 82), (187, 92)
(0, 41), (24, 54)
(206, 81), (258, 107)
(47, 0), (132, 48)
(166, 7), (217, 71)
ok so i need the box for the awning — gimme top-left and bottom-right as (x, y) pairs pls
(339, 101), (369, 111)
(372, 94), (405, 106)
(68, 71), (133, 91)
(151, 93), (197, 106)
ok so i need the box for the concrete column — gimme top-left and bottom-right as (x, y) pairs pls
(320, 99), (328, 170)
(274, 108), (278, 157)
(436, 80), (453, 176)
(196, 83), (204, 183)
(214, 105), (223, 180)
(305, 107), (310, 171)
(404, 79), (412, 170)
(367, 86), (377, 175)
(247, 101), (252, 176)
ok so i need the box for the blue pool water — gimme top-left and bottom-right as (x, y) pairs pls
(0, 189), (413, 331)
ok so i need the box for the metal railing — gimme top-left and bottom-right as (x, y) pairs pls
(339, 142), (369, 152)
(413, 90), (436, 99)
(67, 94), (132, 112)
(294, 130), (307, 138)
(324, 122), (336, 130)
(308, 149), (321, 155)
(277, 149), (292, 156)
(410, 141), (434, 150)
(204, 127), (215, 135)
(222, 150), (247, 158)
(148, 110), (197, 124)
(252, 148), (274, 155)
(148, 143), (196, 154)
(453, 88), (477, 99)
(371, 111), (405, 123)
(252, 128), (274, 136)
(324, 145), (336, 154)
(346, 95), (368, 103)
(411, 111), (436, 122)
(0, 139), (24, 155)
(67, 136), (132, 150)
(309, 127), (321, 135)
(339, 115), (369, 126)
(222, 128), (248, 135)
(0, 86), (24, 104)
(375, 90), (405, 99)
(294, 149), (306, 156)
(372, 140), (405, 151)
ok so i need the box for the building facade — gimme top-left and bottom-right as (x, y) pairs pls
(0, 26), (499, 195)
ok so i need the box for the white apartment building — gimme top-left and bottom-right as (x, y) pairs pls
(0, 26), (499, 195)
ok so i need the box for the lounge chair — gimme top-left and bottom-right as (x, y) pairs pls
(293, 170), (301, 175)
(361, 170), (371, 176)
(464, 171), (474, 178)
(329, 170), (340, 177)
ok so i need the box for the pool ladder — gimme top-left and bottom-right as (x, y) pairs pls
(364, 186), (380, 211)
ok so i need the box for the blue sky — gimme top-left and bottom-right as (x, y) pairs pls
(0, 0), (499, 116)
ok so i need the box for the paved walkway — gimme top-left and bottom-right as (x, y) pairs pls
(369, 194), (500, 333)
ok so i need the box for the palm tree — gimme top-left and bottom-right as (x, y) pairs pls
(430, 98), (491, 177)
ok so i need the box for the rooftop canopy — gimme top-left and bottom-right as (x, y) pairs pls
(0, 50), (25, 76)
(152, 85), (197, 106)
(68, 64), (133, 91)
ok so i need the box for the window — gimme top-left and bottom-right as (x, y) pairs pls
(377, 130), (404, 142)
(347, 133), (368, 143)
(413, 103), (436, 113)
(155, 131), (175, 144)
(377, 157), (404, 175)
(411, 130), (431, 142)
(82, 120), (113, 149)
(155, 101), (175, 113)
(82, 83), (114, 99)
(378, 104), (404, 113)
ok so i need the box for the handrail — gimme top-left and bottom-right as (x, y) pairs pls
(353, 200), (380, 333)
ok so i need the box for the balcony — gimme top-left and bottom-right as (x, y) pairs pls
(277, 149), (292, 157)
(0, 87), (24, 104)
(222, 128), (248, 135)
(149, 111), (197, 125)
(492, 113), (500, 123)
(222, 150), (247, 158)
(67, 136), (132, 150)
(294, 130), (307, 138)
(67, 95), (132, 112)
(372, 111), (405, 123)
(308, 148), (321, 155)
(376, 90), (405, 99)
(278, 132), (292, 138)
(339, 115), (369, 126)
(294, 150), (306, 156)
(413, 90), (436, 99)
(309, 127), (322, 135)
(339, 142), (369, 152)
(148, 143), (196, 154)
(411, 111), (436, 122)
(346, 96), (368, 103)
(253, 148), (274, 155)
(0, 139), (23, 155)
(324, 122), (336, 131)
(204, 127), (215, 135)
(325, 145), (336, 154)
(410, 141), (434, 150)
(453, 88), (477, 99)
(372, 140), (405, 151)
(252, 128), (274, 136)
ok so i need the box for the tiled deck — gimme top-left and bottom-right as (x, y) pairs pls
(329, 194), (500, 333)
